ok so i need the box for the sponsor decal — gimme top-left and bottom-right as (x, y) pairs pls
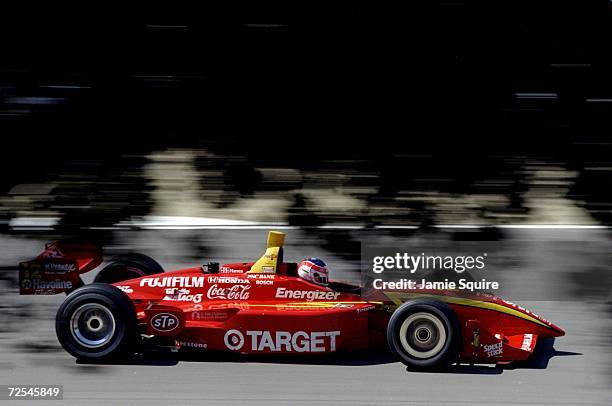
(150, 313), (180, 333)
(275, 287), (340, 302)
(521, 334), (534, 351)
(116, 285), (134, 294)
(483, 342), (503, 357)
(207, 276), (249, 284)
(190, 310), (232, 321)
(208, 302), (252, 310)
(224, 329), (246, 350)
(356, 305), (376, 313)
(19, 261), (77, 294)
(273, 303), (339, 311)
(501, 300), (552, 326)
(163, 288), (203, 303)
(21, 279), (72, 290)
(207, 284), (251, 300)
(220, 266), (244, 274)
(43, 262), (76, 273)
(139, 276), (205, 288)
(175, 340), (207, 350)
(224, 329), (340, 352)
(248, 274), (274, 285)
(333, 303), (354, 309)
(261, 266), (275, 274)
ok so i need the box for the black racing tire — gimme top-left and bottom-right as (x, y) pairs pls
(55, 283), (137, 360)
(387, 300), (461, 370)
(94, 253), (164, 284)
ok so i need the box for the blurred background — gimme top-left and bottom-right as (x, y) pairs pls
(1, 1), (612, 403)
(1, 0), (612, 232)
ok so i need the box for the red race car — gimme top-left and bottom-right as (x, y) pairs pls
(19, 231), (564, 370)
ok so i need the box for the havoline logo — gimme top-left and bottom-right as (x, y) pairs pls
(22, 279), (73, 290)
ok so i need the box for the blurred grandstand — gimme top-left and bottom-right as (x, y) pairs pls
(1, 1), (612, 233)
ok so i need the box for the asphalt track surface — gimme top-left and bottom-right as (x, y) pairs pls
(1, 229), (611, 405)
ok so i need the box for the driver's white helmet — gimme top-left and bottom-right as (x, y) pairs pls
(297, 258), (329, 285)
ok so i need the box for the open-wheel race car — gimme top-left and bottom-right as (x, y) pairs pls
(19, 231), (564, 370)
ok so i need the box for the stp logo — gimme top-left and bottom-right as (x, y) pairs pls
(150, 313), (180, 332)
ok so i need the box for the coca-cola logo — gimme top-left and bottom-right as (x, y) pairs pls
(207, 284), (251, 300)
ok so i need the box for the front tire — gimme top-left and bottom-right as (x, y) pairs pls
(56, 283), (137, 360)
(387, 300), (460, 370)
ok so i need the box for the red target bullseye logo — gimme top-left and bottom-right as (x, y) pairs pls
(224, 329), (245, 351)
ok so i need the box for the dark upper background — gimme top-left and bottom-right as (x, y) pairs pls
(1, 0), (612, 230)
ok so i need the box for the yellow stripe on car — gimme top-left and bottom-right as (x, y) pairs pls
(384, 292), (550, 328)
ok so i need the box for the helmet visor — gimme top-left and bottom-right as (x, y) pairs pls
(312, 271), (328, 285)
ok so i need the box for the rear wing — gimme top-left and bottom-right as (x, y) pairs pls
(248, 231), (285, 274)
(19, 241), (102, 295)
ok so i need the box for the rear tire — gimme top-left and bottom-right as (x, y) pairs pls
(387, 300), (460, 370)
(94, 253), (163, 284)
(56, 283), (137, 360)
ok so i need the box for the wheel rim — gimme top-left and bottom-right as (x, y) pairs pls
(69, 303), (116, 349)
(398, 312), (447, 359)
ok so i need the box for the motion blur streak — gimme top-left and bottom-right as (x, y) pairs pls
(1, 0), (612, 404)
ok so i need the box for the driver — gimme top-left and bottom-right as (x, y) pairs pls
(297, 258), (329, 286)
